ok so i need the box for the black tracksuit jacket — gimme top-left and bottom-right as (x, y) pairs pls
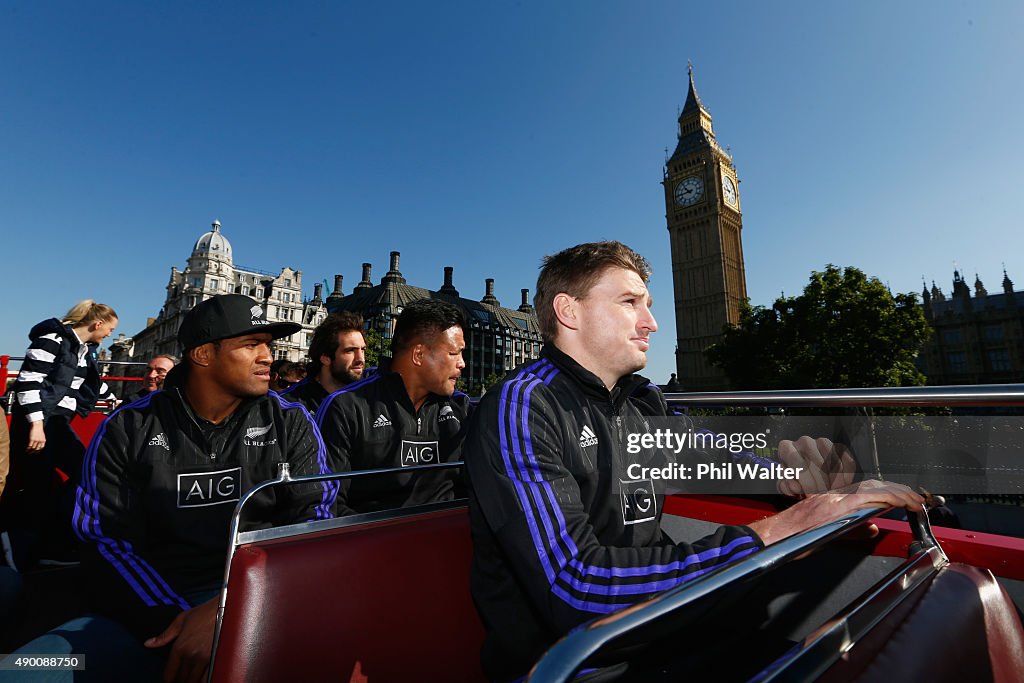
(72, 380), (336, 639)
(315, 371), (469, 515)
(280, 376), (330, 415)
(465, 345), (764, 680)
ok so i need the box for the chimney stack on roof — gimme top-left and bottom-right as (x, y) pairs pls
(440, 266), (459, 297)
(518, 288), (533, 313)
(383, 251), (407, 285)
(328, 274), (345, 300)
(482, 278), (500, 307)
(356, 263), (373, 290)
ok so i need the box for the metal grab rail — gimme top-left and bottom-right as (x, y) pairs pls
(1, 356), (149, 366)
(526, 507), (945, 682)
(664, 383), (1024, 407)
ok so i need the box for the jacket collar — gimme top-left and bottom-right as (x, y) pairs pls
(540, 343), (650, 408)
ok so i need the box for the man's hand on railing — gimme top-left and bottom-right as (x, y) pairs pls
(749, 479), (924, 547)
(776, 436), (856, 497)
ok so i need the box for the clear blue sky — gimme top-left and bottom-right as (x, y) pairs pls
(2, 1), (1021, 383)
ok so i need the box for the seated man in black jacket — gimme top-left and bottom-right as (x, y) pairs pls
(316, 298), (470, 515)
(464, 241), (924, 681)
(0, 294), (336, 683)
(281, 311), (367, 414)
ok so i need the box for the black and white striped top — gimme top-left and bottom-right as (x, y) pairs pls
(14, 320), (115, 424)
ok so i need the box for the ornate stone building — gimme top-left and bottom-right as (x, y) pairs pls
(918, 269), (1024, 385)
(111, 220), (326, 375)
(325, 251), (542, 393)
(664, 66), (747, 391)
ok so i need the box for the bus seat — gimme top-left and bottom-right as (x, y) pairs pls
(210, 505), (486, 683)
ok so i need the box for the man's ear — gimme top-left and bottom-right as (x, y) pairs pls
(552, 292), (580, 331)
(410, 342), (426, 367)
(320, 353), (332, 369)
(189, 343), (214, 368)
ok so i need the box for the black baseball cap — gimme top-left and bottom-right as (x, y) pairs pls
(178, 294), (302, 351)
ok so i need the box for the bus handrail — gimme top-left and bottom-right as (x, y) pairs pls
(526, 506), (945, 682)
(663, 383), (1024, 407)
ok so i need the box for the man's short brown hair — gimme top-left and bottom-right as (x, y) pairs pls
(535, 241), (651, 341)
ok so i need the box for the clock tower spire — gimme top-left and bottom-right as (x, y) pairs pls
(664, 65), (747, 390)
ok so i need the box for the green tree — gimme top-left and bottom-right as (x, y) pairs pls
(364, 328), (388, 368)
(706, 265), (930, 390)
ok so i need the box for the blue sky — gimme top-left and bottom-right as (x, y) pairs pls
(2, 1), (1021, 384)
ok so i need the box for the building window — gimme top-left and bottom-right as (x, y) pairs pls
(285, 279), (292, 287)
(241, 285), (249, 296)
(210, 280), (219, 291)
(942, 329), (962, 345)
(946, 351), (967, 373)
(988, 349), (1011, 372)
(192, 278), (202, 289)
(984, 324), (1005, 342)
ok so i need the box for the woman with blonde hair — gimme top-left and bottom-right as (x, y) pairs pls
(1, 300), (118, 570)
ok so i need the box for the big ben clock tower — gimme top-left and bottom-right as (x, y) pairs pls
(664, 65), (747, 390)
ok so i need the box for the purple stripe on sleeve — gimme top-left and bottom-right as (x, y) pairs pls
(75, 393), (190, 610)
(273, 392), (337, 519)
(314, 373), (380, 425)
(499, 357), (762, 609)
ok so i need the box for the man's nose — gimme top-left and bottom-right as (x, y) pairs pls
(640, 306), (658, 333)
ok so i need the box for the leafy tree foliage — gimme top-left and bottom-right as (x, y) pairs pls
(706, 265), (930, 390)
(364, 328), (388, 368)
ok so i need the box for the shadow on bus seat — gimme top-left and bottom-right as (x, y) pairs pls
(210, 505), (486, 683)
(815, 563), (1024, 683)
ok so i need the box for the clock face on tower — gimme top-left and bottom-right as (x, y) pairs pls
(722, 174), (738, 207)
(674, 176), (704, 207)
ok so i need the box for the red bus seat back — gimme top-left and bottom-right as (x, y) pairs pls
(210, 505), (486, 683)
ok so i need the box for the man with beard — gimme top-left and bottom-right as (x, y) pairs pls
(316, 299), (469, 515)
(282, 312), (367, 413)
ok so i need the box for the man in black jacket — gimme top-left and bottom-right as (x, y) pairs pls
(282, 311), (367, 414)
(316, 299), (469, 515)
(0, 294), (336, 683)
(464, 241), (924, 681)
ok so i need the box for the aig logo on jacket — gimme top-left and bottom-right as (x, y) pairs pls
(619, 477), (656, 525)
(177, 467), (242, 508)
(401, 440), (439, 467)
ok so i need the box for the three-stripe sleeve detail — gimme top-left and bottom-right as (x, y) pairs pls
(496, 361), (759, 614)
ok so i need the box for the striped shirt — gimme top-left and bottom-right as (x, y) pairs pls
(14, 323), (114, 423)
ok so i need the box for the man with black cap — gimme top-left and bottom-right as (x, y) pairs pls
(0, 294), (337, 683)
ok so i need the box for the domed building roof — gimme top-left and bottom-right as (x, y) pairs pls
(192, 219), (233, 262)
